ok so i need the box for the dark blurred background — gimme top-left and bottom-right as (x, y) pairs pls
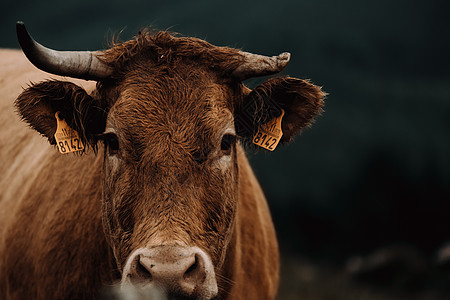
(2, 0), (450, 299)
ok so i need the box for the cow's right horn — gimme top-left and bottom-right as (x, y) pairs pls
(232, 51), (291, 81)
(16, 21), (113, 81)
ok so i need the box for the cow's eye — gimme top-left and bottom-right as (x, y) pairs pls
(102, 133), (120, 154)
(220, 134), (236, 156)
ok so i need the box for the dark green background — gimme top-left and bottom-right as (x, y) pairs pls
(2, 0), (450, 298)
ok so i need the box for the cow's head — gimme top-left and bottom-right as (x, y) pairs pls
(15, 23), (325, 299)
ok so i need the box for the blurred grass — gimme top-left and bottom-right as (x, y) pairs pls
(278, 255), (450, 300)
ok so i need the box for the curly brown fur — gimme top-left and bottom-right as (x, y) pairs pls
(98, 30), (244, 81)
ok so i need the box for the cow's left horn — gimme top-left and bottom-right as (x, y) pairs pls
(16, 21), (113, 81)
(232, 51), (291, 81)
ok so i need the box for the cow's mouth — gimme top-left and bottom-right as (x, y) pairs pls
(120, 246), (218, 300)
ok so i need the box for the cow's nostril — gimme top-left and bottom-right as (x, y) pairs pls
(130, 256), (153, 284)
(183, 253), (206, 283)
(184, 256), (198, 278)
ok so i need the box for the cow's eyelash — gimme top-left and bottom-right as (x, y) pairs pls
(96, 133), (120, 153)
(220, 134), (236, 155)
(95, 132), (115, 141)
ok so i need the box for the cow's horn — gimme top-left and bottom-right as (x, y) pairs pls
(16, 21), (113, 81)
(232, 51), (291, 81)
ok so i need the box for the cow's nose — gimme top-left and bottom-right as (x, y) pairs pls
(122, 246), (218, 299)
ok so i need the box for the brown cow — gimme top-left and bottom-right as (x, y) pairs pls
(0, 23), (325, 300)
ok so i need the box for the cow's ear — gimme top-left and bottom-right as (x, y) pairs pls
(235, 77), (326, 144)
(15, 80), (107, 147)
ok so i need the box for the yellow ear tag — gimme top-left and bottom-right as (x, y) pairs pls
(54, 112), (85, 154)
(252, 109), (284, 151)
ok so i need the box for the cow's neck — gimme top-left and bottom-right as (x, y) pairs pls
(218, 145), (280, 298)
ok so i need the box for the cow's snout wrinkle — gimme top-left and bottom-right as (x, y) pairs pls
(122, 246), (218, 299)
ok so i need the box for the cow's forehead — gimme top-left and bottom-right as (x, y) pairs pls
(103, 67), (235, 161)
(111, 73), (233, 126)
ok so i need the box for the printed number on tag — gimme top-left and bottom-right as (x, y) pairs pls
(54, 112), (85, 154)
(252, 109), (284, 151)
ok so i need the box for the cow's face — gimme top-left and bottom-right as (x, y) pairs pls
(15, 30), (325, 299)
(100, 63), (240, 274)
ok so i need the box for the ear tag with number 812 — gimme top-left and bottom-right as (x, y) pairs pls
(252, 109), (284, 151)
(54, 112), (85, 154)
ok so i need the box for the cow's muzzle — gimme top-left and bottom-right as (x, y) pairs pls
(121, 246), (218, 299)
